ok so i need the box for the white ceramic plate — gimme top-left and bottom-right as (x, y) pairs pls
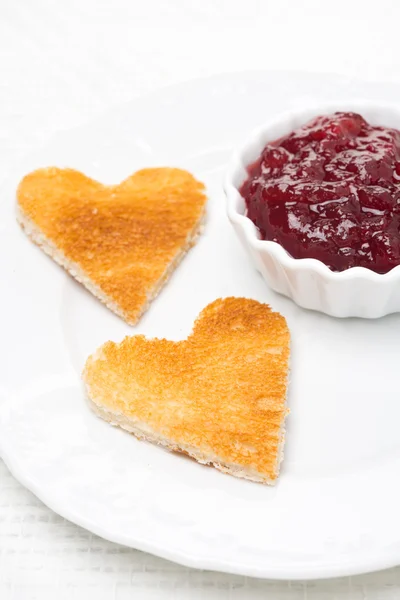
(2, 71), (400, 580)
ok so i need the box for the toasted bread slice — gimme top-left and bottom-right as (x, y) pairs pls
(17, 167), (207, 325)
(83, 298), (290, 484)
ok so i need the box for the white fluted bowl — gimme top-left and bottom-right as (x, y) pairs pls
(224, 101), (400, 318)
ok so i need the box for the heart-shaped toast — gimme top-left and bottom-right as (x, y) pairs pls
(17, 167), (207, 325)
(83, 298), (290, 484)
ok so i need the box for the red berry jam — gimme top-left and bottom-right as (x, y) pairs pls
(240, 112), (400, 273)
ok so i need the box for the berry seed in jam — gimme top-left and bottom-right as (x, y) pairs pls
(240, 112), (400, 273)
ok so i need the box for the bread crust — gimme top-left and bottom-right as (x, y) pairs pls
(17, 167), (207, 325)
(83, 298), (290, 484)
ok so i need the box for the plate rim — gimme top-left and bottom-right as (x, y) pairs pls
(1, 432), (400, 581)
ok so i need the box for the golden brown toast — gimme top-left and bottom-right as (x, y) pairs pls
(83, 298), (290, 484)
(17, 167), (207, 325)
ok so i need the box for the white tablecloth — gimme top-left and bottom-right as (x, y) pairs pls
(2, 0), (400, 597)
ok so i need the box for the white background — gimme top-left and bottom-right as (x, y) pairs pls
(2, 0), (400, 597)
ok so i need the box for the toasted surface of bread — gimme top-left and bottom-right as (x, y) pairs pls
(83, 298), (290, 484)
(17, 167), (207, 325)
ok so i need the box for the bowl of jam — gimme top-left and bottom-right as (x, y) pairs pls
(225, 103), (400, 317)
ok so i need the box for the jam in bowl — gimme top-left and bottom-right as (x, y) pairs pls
(225, 103), (400, 318)
(240, 111), (400, 274)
